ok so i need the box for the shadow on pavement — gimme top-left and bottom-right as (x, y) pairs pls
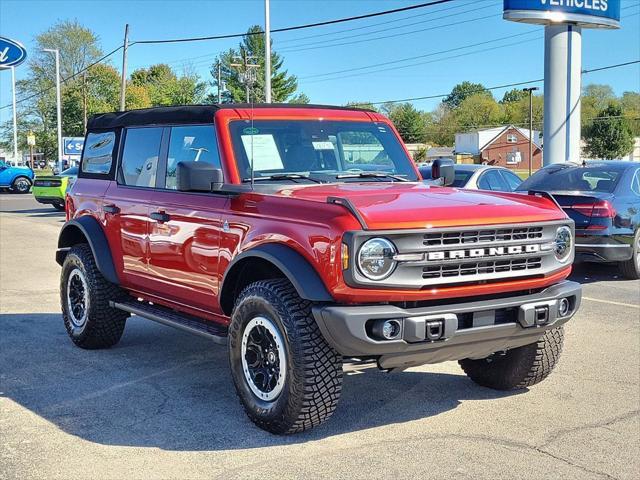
(0, 207), (64, 218)
(0, 312), (518, 450)
(568, 262), (629, 284)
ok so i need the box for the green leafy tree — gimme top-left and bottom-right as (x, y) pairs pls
(501, 88), (528, 104)
(502, 94), (543, 128)
(130, 64), (206, 106)
(425, 104), (457, 146)
(582, 84), (617, 132)
(210, 26), (303, 103)
(454, 93), (502, 130)
(443, 81), (491, 110)
(384, 103), (427, 143)
(620, 91), (640, 136)
(583, 104), (634, 159)
(345, 101), (379, 112)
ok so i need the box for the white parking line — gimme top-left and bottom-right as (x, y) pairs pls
(583, 296), (640, 309)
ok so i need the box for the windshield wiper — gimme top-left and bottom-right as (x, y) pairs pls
(335, 172), (409, 182)
(242, 173), (323, 184)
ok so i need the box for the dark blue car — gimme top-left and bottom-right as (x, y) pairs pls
(518, 161), (640, 279)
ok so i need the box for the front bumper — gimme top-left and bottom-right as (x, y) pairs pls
(312, 281), (581, 370)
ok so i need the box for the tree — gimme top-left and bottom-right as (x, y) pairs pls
(384, 103), (427, 143)
(583, 104), (634, 159)
(443, 81), (491, 109)
(209, 26), (303, 103)
(425, 104), (457, 146)
(501, 88), (528, 104)
(130, 64), (207, 106)
(502, 94), (543, 128)
(345, 101), (378, 112)
(454, 93), (502, 130)
(620, 91), (640, 136)
(582, 84), (617, 132)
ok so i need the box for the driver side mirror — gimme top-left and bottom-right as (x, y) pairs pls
(431, 159), (455, 187)
(176, 161), (224, 192)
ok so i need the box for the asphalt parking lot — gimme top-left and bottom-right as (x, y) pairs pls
(1, 193), (638, 480)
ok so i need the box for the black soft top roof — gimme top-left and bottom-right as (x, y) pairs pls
(87, 103), (374, 130)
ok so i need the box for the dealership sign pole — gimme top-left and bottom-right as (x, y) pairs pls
(0, 37), (27, 165)
(504, 0), (621, 166)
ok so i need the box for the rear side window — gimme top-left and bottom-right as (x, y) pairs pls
(166, 125), (220, 190)
(501, 170), (523, 191)
(82, 131), (115, 174)
(478, 170), (509, 191)
(120, 127), (163, 187)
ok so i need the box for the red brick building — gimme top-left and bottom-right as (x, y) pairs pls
(455, 126), (543, 171)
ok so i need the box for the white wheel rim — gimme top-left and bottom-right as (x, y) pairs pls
(241, 316), (286, 402)
(67, 268), (89, 328)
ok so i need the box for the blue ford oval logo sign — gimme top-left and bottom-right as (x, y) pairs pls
(0, 37), (27, 68)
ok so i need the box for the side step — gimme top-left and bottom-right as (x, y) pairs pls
(111, 300), (227, 345)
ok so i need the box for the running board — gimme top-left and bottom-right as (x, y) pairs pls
(111, 300), (227, 345)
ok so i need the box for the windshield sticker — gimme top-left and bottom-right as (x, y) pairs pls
(241, 134), (283, 170)
(312, 141), (334, 150)
(243, 127), (259, 135)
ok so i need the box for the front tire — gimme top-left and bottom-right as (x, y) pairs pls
(619, 229), (640, 280)
(60, 244), (128, 349)
(11, 176), (31, 194)
(53, 202), (66, 211)
(459, 327), (564, 390)
(228, 279), (343, 434)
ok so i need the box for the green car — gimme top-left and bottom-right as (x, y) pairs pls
(32, 167), (78, 211)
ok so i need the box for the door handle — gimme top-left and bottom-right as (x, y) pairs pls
(103, 204), (120, 214)
(150, 211), (171, 223)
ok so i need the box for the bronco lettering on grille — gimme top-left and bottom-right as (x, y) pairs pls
(426, 244), (541, 261)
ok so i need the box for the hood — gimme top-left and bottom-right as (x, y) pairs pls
(270, 182), (566, 229)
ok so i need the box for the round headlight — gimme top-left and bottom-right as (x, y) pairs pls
(357, 238), (397, 280)
(554, 226), (573, 262)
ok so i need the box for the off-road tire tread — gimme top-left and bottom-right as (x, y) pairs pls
(61, 244), (127, 349)
(230, 278), (343, 434)
(458, 327), (564, 390)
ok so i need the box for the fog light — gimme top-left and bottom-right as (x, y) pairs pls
(558, 298), (571, 317)
(371, 319), (402, 340)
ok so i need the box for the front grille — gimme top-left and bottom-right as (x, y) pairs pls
(423, 257), (543, 279)
(423, 226), (543, 246)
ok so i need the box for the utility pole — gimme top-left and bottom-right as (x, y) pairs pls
(264, 0), (272, 103)
(231, 52), (259, 103)
(522, 87), (539, 178)
(10, 66), (18, 164)
(44, 48), (63, 174)
(120, 24), (129, 111)
(216, 61), (222, 103)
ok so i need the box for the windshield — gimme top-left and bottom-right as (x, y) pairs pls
(518, 166), (622, 193)
(229, 120), (418, 182)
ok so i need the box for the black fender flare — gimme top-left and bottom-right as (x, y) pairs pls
(56, 216), (119, 285)
(220, 243), (333, 311)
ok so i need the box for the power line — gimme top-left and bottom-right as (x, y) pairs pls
(299, 32), (541, 82)
(130, 0), (456, 45)
(279, 13), (501, 53)
(353, 60), (640, 106)
(1, 45), (123, 111)
(278, 1), (495, 47)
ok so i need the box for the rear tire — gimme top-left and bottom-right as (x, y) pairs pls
(619, 230), (640, 280)
(53, 202), (66, 211)
(228, 278), (343, 434)
(459, 327), (564, 390)
(60, 244), (128, 349)
(11, 176), (31, 194)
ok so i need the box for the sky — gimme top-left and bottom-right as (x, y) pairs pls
(1, 0), (639, 125)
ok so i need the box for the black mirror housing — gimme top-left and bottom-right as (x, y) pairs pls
(176, 161), (224, 192)
(431, 159), (455, 187)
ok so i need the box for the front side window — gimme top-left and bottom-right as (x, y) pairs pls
(166, 125), (221, 190)
(120, 127), (163, 187)
(229, 120), (418, 182)
(82, 131), (115, 174)
(478, 169), (509, 191)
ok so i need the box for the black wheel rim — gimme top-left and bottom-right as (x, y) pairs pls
(241, 317), (286, 401)
(67, 269), (88, 327)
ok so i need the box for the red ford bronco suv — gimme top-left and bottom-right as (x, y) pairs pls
(57, 104), (581, 434)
